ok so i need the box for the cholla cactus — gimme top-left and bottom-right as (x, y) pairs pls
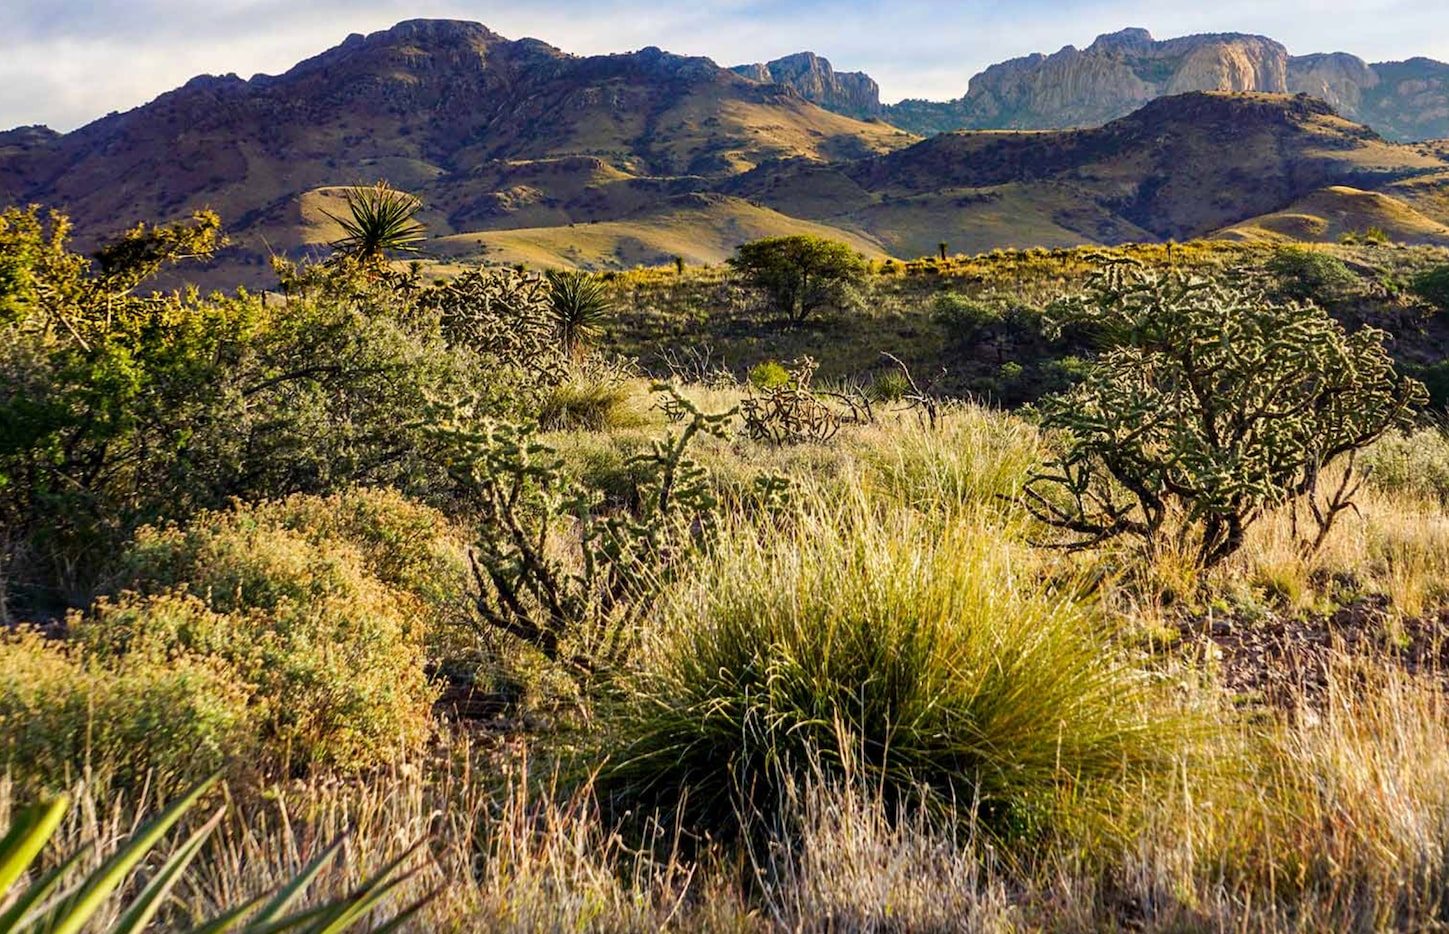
(1024, 258), (1426, 567)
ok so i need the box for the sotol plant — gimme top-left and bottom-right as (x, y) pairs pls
(1024, 259), (1425, 567)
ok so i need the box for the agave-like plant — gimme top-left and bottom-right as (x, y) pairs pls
(323, 182), (425, 268)
(0, 776), (431, 934)
(544, 270), (613, 357)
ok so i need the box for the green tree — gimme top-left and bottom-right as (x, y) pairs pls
(729, 235), (866, 324)
(323, 181), (424, 267)
(1024, 260), (1424, 567)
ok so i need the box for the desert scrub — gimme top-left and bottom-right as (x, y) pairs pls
(603, 495), (1180, 841)
(77, 492), (445, 774)
(0, 625), (254, 795)
(1360, 426), (1449, 505)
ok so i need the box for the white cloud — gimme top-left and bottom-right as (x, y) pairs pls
(3, 0), (1448, 130)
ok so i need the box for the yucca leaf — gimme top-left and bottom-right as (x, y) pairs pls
(0, 797), (68, 895)
(243, 837), (347, 927)
(109, 805), (226, 934)
(28, 774), (218, 934)
(0, 842), (92, 933)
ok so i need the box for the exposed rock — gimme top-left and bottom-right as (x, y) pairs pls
(732, 52), (882, 119)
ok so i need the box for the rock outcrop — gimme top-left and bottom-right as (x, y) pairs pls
(871, 29), (1449, 142)
(732, 52), (882, 119)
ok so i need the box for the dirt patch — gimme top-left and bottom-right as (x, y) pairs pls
(1173, 596), (1449, 708)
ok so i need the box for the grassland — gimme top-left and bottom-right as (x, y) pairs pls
(9, 233), (1449, 931)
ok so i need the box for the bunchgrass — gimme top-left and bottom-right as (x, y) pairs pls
(603, 486), (1182, 842)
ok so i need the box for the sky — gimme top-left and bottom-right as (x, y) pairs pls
(5, 0), (1449, 133)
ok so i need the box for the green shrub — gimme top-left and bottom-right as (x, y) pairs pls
(0, 626), (254, 795)
(748, 360), (792, 390)
(729, 236), (866, 324)
(81, 492), (446, 773)
(931, 293), (1001, 345)
(1265, 247), (1357, 305)
(1361, 428), (1449, 504)
(1411, 264), (1449, 312)
(604, 505), (1174, 840)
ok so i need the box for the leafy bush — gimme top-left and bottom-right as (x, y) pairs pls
(0, 627), (254, 794)
(1266, 247), (1358, 305)
(729, 235), (867, 324)
(747, 360), (791, 390)
(0, 210), (481, 616)
(931, 293), (1001, 345)
(1410, 264), (1449, 312)
(82, 492), (446, 774)
(1025, 262), (1424, 566)
(604, 506), (1172, 840)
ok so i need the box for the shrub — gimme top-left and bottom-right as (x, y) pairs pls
(1411, 264), (1449, 312)
(537, 362), (643, 432)
(84, 492), (445, 773)
(1265, 247), (1357, 305)
(931, 293), (1001, 346)
(729, 235), (867, 324)
(0, 212), (479, 616)
(604, 504), (1174, 840)
(747, 360), (791, 390)
(1025, 262), (1425, 566)
(0, 627), (254, 794)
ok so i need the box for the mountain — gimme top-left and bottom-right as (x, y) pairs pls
(731, 53), (882, 120)
(864, 29), (1449, 143)
(5, 21), (1449, 281)
(0, 19), (911, 274)
(722, 92), (1449, 257)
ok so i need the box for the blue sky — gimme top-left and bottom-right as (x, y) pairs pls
(4, 0), (1448, 132)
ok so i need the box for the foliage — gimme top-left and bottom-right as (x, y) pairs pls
(1025, 261), (1425, 566)
(1410, 263), (1449, 312)
(68, 492), (444, 776)
(931, 293), (1001, 345)
(728, 235), (866, 323)
(746, 360), (791, 391)
(0, 212), (483, 616)
(0, 776), (429, 933)
(433, 387), (735, 679)
(322, 181), (425, 268)
(544, 270), (613, 356)
(1265, 247), (1358, 305)
(604, 504), (1173, 840)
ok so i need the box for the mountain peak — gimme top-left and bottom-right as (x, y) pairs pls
(1089, 28), (1155, 53)
(730, 51), (881, 118)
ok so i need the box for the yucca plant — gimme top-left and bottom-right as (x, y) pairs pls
(0, 776), (431, 933)
(544, 270), (612, 357)
(323, 182), (425, 268)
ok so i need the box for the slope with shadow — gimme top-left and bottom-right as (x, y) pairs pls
(0, 19), (912, 281)
(720, 92), (1449, 258)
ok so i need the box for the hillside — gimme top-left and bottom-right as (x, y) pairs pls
(721, 93), (1449, 258)
(7, 22), (1449, 282)
(0, 19), (911, 282)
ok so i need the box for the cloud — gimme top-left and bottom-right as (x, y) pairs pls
(3, 0), (1449, 131)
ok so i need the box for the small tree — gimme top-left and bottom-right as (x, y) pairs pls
(1411, 264), (1449, 312)
(1024, 260), (1425, 567)
(729, 235), (866, 324)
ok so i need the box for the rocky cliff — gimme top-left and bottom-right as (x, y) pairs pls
(731, 52), (882, 119)
(875, 29), (1449, 142)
